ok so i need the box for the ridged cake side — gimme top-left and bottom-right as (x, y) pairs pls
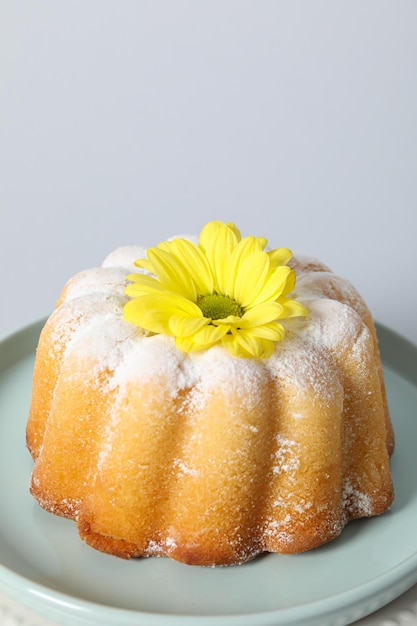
(26, 249), (394, 566)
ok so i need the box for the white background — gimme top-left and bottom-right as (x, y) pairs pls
(1, 1), (417, 345)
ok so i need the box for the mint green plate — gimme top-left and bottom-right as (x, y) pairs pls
(0, 320), (417, 626)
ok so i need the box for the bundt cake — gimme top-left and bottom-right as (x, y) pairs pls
(26, 221), (394, 566)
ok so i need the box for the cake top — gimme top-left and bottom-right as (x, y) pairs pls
(53, 224), (375, 409)
(123, 220), (308, 359)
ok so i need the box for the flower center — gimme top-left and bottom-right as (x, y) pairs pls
(197, 293), (243, 320)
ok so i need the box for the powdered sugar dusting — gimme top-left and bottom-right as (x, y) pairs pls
(342, 478), (374, 517)
(102, 245), (148, 269)
(52, 249), (369, 411)
(272, 435), (301, 476)
(173, 459), (199, 477)
(145, 536), (178, 557)
(290, 253), (331, 274)
(63, 301), (143, 381)
(59, 267), (128, 304)
(32, 243), (393, 564)
(187, 346), (269, 413)
(266, 332), (343, 406)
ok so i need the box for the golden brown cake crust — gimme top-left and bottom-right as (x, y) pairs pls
(26, 250), (394, 566)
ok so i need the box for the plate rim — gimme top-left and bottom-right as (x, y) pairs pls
(1, 318), (417, 626)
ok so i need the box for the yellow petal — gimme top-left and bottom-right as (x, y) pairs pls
(170, 238), (214, 294)
(246, 321), (286, 341)
(267, 247), (293, 267)
(235, 330), (275, 358)
(124, 296), (172, 335)
(156, 240), (173, 252)
(212, 314), (242, 327)
(147, 247), (197, 301)
(199, 221), (239, 254)
(125, 274), (166, 297)
(240, 302), (284, 327)
(221, 333), (251, 358)
(281, 268), (296, 297)
(247, 266), (294, 308)
(175, 336), (199, 352)
(223, 236), (267, 296)
(126, 272), (149, 282)
(191, 324), (230, 346)
(124, 293), (201, 335)
(198, 221), (239, 292)
(256, 338), (276, 358)
(175, 324), (230, 353)
(169, 315), (208, 337)
(278, 298), (309, 318)
(226, 222), (242, 241)
(134, 257), (155, 273)
(222, 329), (275, 358)
(233, 251), (270, 308)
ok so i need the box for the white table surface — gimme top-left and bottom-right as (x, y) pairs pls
(1, 2), (417, 624)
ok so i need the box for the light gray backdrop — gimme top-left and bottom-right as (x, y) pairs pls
(1, 1), (416, 344)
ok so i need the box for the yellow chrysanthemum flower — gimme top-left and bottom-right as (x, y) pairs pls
(123, 221), (308, 358)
